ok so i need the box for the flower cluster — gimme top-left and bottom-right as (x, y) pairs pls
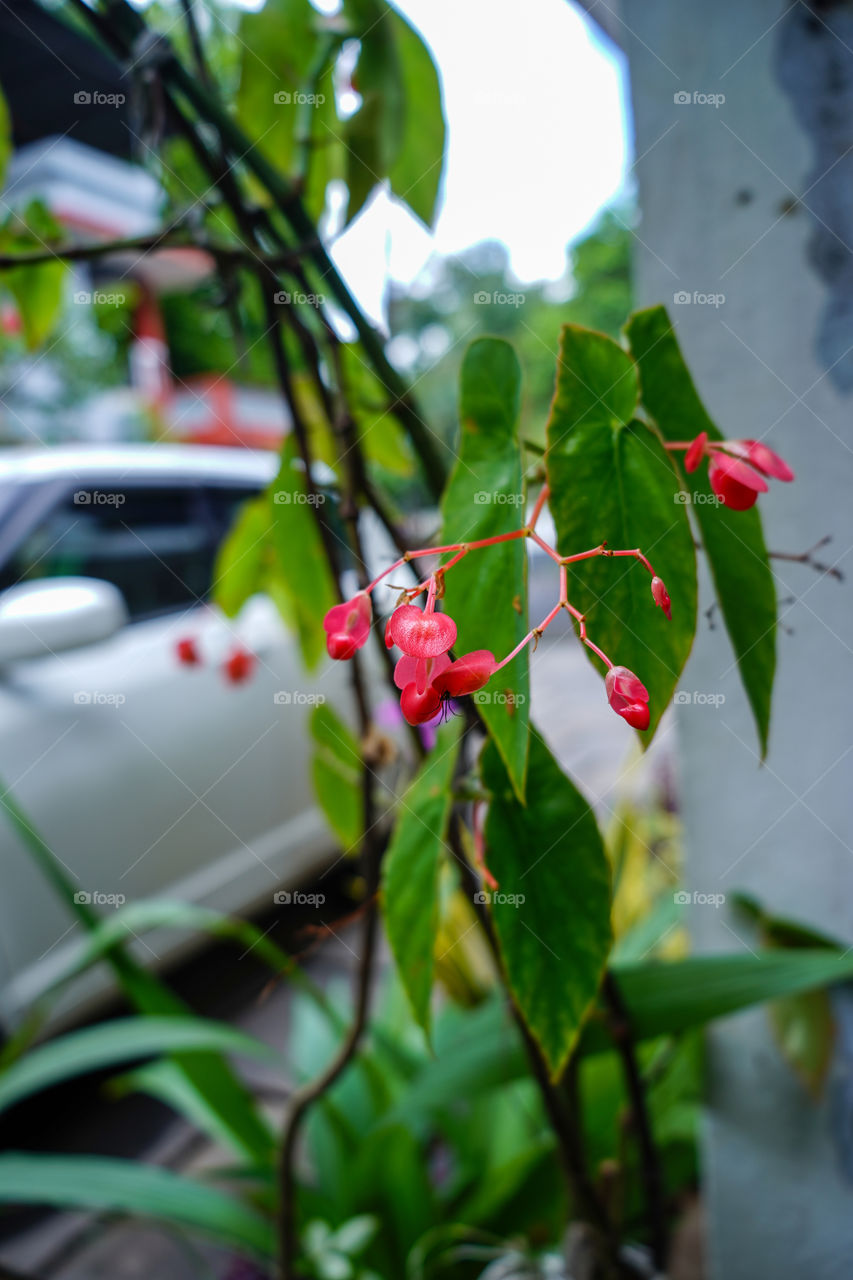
(678, 433), (794, 511)
(320, 492), (673, 732)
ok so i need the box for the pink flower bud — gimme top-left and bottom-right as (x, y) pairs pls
(684, 431), (708, 473)
(727, 439), (795, 482)
(176, 637), (201, 666)
(386, 604), (457, 658)
(605, 665), (650, 731)
(393, 653), (450, 694)
(434, 650), (498, 697)
(224, 647), (255, 685)
(708, 453), (768, 511)
(650, 576), (671, 621)
(323, 592), (372, 661)
(400, 681), (442, 726)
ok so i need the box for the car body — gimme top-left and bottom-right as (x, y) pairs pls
(0, 444), (403, 1030)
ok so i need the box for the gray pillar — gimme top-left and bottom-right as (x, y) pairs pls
(620, 1), (853, 1275)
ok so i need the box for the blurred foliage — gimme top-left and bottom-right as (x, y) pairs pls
(387, 208), (632, 451)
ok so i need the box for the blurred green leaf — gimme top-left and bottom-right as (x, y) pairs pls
(213, 494), (273, 618)
(0, 1017), (280, 1117)
(482, 732), (612, 1078)
(625, 306), (777, 754)
(382, 722), (461, 1032)
(547, 394), (697, 740)
(311, 702), (364, 850)
(441, 337), (529, 800)
(385, 4), (445, 227)
(0, 1155), (273, 1255)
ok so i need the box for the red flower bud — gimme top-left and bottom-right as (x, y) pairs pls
(433, 650), (497, 697)
(605, 665), (650, 730)
(176, 637), (201, 666)
(684, 431), (708, 473)
(323, 592), (372, 661)
(224, 647), (255, 685)
(400, 681), (442, 725)
(386, 604), (457, 658)
(709, 453), (768, 511)
(726, 439), (795, 483)
(650, 576), (671, 621)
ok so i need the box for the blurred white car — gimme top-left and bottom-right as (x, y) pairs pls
(0, 445), (401, 1029)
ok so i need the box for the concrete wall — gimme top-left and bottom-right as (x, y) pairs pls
(619, 1), (853, 1275)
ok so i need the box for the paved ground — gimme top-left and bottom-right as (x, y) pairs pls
(0, 557), (675, 1279)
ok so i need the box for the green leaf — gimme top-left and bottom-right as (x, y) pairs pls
(546, 324), (639, 440)
(381, 722), (461, 1033)
(0, 1155), (273, 1256)
(0, 85), (11, 189)
(268, 436), (338, 670)
(611, 949), (853, 1042)
(481, 732), (612, 1077)
(546, 414), (697, 739)
(213, 494), (273, 618)
(344, 0), (406, 224)
(0, 1017), (281, 1117)
(625, 306), (777, 754)
(311, 703), (364, 850)
(441, 337), (530, 800)
(0, 789), (274, 1163)
(4, 260), (65, 349)
(386, 4), (445, 227)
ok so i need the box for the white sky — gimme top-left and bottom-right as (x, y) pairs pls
(329, 0), (631, 321)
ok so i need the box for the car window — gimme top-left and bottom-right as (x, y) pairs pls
(0, 483), (219, 620)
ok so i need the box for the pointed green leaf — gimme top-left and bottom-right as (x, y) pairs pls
(625, 305), (777, 753)
(0, 1155), (273, 1255)
(481, 732), (612, 1077)
(546, 412), (697, 740)
(381, 722), (461, 1032)
(386, 4), (445, 227)
(441, 338), (529, 800)
(311, 702), (364, 850)
(546, 323), (638, 442)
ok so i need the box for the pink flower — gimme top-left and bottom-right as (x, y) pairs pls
(605, 665), (650, 731)
(393, 652), (451, 695)
(724, 439), (795, 483)
(400, 681), (443, 726)
(708, 453), (768, 512)
(386, 604), (457, 658)
(323, 592), (372, 661)
(650, 576), (671, 621)
(684, 431), (708, 473)
(434, 650), (498, 697)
